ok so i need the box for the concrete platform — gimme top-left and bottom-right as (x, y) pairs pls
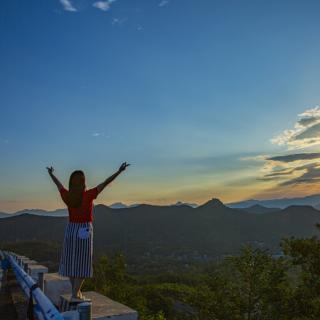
(15, 256), (27, 266)
(21, 259), (37, 265)
(60, 291), (138, 320)
(21, 259), (38, 272)
(28, 264), (48, 281)
(44, 272), (72, 307)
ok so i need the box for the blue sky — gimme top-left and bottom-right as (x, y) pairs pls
(2, 0), (320, 212)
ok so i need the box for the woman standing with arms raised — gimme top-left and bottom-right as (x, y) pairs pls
(46, 162), (130, 301)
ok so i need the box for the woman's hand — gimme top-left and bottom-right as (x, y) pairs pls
(46, 166), (54, 175)
(97, 163), (130, 194)
(118, 162), (130, 173)
(47, 166), (64, 190)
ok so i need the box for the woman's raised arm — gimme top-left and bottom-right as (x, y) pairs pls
(96, 162), (130, 194)
(46, 166), (64, 190)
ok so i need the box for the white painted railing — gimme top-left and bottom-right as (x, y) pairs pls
(4, 251), (65, 320)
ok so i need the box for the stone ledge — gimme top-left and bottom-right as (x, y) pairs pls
(60, 291), (138, 320)
(28, 264), (48, 279)
(44, 272), (72, 307)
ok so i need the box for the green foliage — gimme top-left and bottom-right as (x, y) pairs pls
(226, 245), (292, 320)
(6, 225), (320, 319)
(80, 234), (320, 320)
(281, 227), (320, 319)
(1, 240), (61, 271)
(82, 246), (294, 320)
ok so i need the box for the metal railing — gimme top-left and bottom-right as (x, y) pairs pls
(3, 251), (65, 320)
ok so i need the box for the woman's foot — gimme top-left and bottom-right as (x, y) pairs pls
(70, 295), (82, 303)
(78, 290), (91, 301)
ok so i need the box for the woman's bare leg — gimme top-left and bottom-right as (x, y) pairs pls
(74, 278), (85, 298)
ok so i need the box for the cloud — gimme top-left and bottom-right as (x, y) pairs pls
(91, 131), (109, 138)
(263, 170), (294, 178)
(247, 150), (320, 188)
(237, 107), (320, 198)
(238, 147), (320, 191)
(158, 0), (169, 7)
(279, 163), (320, 186)
(240, 155), (268, 161)
(93, 0), (116, 11)
(271, 106), (320, 150)
(267, 152), (320, 163)
(294, 123), (320, 140)
(59, 0), (77, 12)
(297, 117), (319, 127)
(112, 17), (127, 26)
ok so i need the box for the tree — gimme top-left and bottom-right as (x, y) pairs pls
(281, 225), (320, 319)
(226, 245), (291, 320)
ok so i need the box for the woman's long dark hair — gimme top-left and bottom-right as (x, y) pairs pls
(67, 170), (86, 208)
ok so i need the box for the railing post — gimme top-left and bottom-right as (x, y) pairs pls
(22, 259), (37, 273)
(16, 255), (27, 267)
(38, 271), (45, 291)
(77, 301), (92, 320)
(27, 264), (48, 291)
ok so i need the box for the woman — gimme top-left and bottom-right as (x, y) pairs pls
(47, 162), (130, 301)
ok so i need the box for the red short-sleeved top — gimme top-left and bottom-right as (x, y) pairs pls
(59, 186), (99, 223)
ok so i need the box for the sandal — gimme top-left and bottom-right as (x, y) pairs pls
(78, 291), (91, 301)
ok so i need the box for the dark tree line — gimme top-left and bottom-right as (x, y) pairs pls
(83, 226), (320, 320)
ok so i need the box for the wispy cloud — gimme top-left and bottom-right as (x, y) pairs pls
(267, 152), (320, 163)
(91, 131), (109, 138)
(235, 107), (320, 199)
(244, 151), (320, 188)
(59, 0), (77, 12)
(240, 155), (268, 162)
(93, 0), (116, 11)
(112, 17), (127, 26)
(271, 106), (320, 150)
(158, 0), (169, 7)
(278, 163), (320, 186)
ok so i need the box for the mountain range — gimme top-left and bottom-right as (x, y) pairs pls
(1, 198), (320, 261)
(0, 201), (199, 218)
(3, 194), (320, 219)
(227, 194), (320, 209)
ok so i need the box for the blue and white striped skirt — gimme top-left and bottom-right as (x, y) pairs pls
(58, 222), (93, 278)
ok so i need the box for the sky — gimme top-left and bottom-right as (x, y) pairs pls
(2, 0), (320, 212)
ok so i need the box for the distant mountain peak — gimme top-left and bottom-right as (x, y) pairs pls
(199, 198), (225, 208)
(109, 202), (128, 209)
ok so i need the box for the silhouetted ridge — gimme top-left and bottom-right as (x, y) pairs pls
(228, 194), (320, 209)
(241, 204), (280, 214)
(2, 199), (320, 258)
(198, 198), (225, 209)
(282, 205), (318, 213)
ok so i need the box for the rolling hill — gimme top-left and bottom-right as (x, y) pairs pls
(1, 198), (320, 261)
